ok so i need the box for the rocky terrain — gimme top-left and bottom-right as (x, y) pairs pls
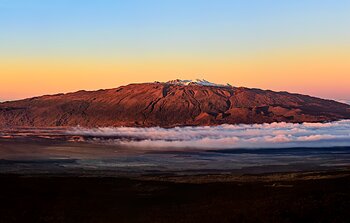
(1, 80), (350, 127)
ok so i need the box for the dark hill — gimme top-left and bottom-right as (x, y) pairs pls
(1, 81), (350, 127)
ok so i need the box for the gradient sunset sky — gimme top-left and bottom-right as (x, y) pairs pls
(1, 0), (349, 101)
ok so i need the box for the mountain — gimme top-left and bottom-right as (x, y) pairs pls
(1, 80), (350, 128)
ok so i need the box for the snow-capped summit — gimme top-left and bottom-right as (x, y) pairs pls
(336, 99), (350, 105)
(164, 79), (231, 87)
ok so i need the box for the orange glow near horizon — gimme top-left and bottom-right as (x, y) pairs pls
(2, 1), (350, 102)
(1, 46), (349, 101)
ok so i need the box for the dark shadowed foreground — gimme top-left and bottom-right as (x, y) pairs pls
(1, 130), (350, 223)
(0, 171), (350, 223)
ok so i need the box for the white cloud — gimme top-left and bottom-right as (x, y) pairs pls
(67, 120), (350, 149)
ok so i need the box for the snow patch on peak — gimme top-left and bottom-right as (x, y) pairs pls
(336, 99), (350, 105)
(162, 79), (231, 87)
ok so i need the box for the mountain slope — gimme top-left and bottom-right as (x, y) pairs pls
(1, 81), (350, 127)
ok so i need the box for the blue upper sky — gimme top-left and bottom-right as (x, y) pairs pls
(0, 0), (349, 101)
(1, 0), (349, 58)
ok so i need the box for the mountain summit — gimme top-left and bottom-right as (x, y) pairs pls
(163, 79), (231, 87)
(1, 81), (350, 127)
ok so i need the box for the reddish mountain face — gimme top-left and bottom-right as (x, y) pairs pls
(1, 82), (350, 127)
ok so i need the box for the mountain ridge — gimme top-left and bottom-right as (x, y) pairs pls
(1, 81), (350, 128)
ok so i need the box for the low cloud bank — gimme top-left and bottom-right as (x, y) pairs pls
(67, 120), (350, 149)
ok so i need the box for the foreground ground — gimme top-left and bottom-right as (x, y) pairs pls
(1, 170), (350, 223)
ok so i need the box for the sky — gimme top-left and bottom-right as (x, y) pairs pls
(0, 0), (349, 101)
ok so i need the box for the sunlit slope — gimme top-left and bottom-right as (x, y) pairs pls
(1, 81), (350, 127)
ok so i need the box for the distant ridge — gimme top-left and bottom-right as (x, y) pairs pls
(1, 80), (350, 127)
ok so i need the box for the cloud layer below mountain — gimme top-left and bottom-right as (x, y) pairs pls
(67, 120), (350, 149)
